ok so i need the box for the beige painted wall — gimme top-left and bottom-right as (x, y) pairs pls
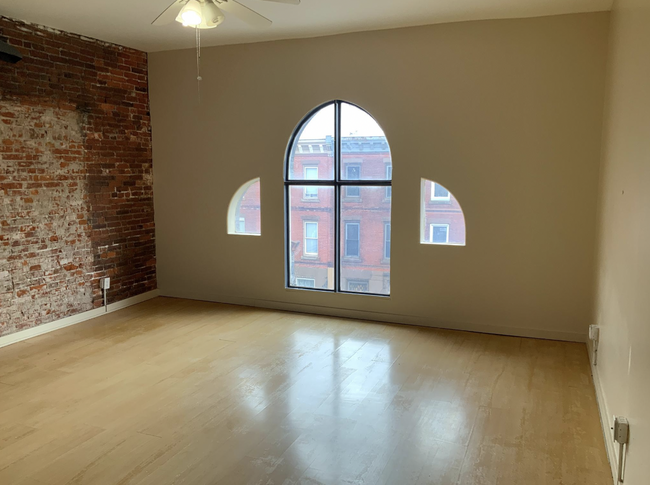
(149, 13), (610, 342)
(592, 0), (650, 482)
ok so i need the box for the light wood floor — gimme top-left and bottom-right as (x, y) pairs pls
(0, 298), (611, 485)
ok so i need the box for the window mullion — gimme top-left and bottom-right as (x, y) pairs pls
(334, 101), (341, 293)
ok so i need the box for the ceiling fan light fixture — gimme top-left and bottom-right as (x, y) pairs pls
(201, 3), (225, 28)
(177, 0), (203, 27)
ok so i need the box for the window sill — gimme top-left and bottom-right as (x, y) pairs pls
(285, 286), (391, 298)
(301, 198), (320, 203)
(421, 242), (465, 247)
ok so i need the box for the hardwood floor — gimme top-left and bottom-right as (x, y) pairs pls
(0, 297), (610, 485)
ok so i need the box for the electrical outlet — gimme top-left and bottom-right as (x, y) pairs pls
(100, 277), (111, 290)
(614, 416), (629, 444)
(589, 325), (600, 366)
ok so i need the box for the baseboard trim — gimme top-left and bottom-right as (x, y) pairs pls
(159, 290), (586, 343)
(0, 290), (160, 350)
(588, 342), (617, 485)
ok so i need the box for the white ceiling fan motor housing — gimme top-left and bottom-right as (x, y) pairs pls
(176, 0), (225, 29)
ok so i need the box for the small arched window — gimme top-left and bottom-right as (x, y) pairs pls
(228, 178), (261, 236)
(285, 101), (392, 295)
(420, 179), (466, 245)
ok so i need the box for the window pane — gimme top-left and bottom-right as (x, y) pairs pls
(348, 280), (369, 292)
(431, 225), (449, 244)
(296, 278), (316, 288)
(288, 105), (334, 180)
(346, 223), (359, 240)
(345, 222), (360, 257)
(421, 179), (466, 245)
(346, 186), (360, 198)
(306, 238), (318, 254)
(341, 186), (391, 295)
(289, 186), (335, 290)
(384, 223), (391, 259)
(232, 179), (261, 236)
(305, 222), (318, 239)
(305, 167), (319, 179)
(304, 186), (318, 198)
(433, 183), (450, 199)
(346, 165), (360, 180)
(341, 103), (392, 181)
(344, 165), (361, 198)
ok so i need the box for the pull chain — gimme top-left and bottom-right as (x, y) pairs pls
(196, 27), (202, 102)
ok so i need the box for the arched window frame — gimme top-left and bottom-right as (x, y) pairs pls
(284, 100), (392, 295)
(227, 177), (261, 236)
(419, 178), (466, 246)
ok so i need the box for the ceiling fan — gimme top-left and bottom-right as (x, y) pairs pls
(152, 0), (300, 30)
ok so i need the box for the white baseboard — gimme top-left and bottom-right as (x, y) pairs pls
(159, 290), (586, 343)
(588, 341), (617, 485)
(0, 290), (160, 350)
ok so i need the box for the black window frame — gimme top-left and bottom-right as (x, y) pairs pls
(385, 166), (393, 199)
(284, 100), (392, 297)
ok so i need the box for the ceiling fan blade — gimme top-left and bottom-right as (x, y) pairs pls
(152, 0), (186, 25)
(258, 0), (300, 4)
(214, 0), (272, 28)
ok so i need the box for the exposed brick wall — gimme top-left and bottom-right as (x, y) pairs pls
(0, 17), (156, 337)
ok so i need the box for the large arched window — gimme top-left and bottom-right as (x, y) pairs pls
(285, 101), (392, 296)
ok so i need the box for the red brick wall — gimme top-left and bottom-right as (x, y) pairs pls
(0, 17), (156, 337)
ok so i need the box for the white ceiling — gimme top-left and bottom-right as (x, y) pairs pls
(0, 0), (612, 52)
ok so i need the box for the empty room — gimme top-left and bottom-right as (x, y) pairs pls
(0, 0), (648, 483)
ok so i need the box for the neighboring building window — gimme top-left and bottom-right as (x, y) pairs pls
(296, 278), (316, 288)
(345, 165), (361, 197)
(345, 222), (360, 258)
(227, 178), (261, 236)
(347, 280), (369, 292)
(431, 183), (451, 201)
(304, 222), (319, 256)
(385, 166), (393, 198)
(304, 167), (319, 199)
(384, 223), (391, 259)
(430, 224), (450, 244)
(420, 179), (466, 246)
(286, 101), (392, 295)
